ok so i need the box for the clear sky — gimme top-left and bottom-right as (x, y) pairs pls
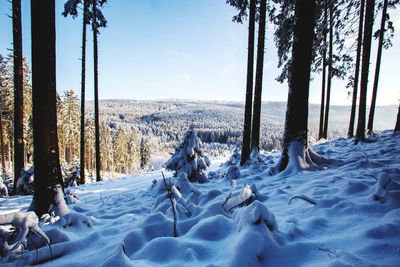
(0, 0), (399, 105)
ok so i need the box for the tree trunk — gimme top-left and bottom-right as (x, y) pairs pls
(395, 102), (400, 132)
(0, 103), (6, 179)
(348, 0), (365, 137)
(355, 0), (375, 141)
(322, 5), (333, 139)
(30, 0), (64, 217)
(12, 0), (25, 194)
(367, 0), (388, 132)
(318, 3), (328, 140)
(240, 0), (256, 165)
(251, 0), (267, 151)
(80, 0), (88, 185)
(92, 0), (101, 181)
(278, 0), (316, 172)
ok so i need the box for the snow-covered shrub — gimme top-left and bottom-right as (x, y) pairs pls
(224, 148), (240, 166)
(165, 127), (211, 183)
(16, 166), (34, 195)
(222, 181), (259, 212)
(174, 172), (194, 196)
(0, 211), (50, 259)
(0, 177), (8, 197)
(234, 200), (278, 232)
(225, 165), (240, 180)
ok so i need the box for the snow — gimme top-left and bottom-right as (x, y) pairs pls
(0, 130), (400, 266)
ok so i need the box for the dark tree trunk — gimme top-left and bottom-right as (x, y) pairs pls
(92, 0), (101, 181)
(395, 102), (400, 132)
(279, 0), (316, 171)
(355, 0), (375, 141)
(80, 0), (88, 184)
(12, 0), (24, 194)
(348, 0), (365, 137)
(240, 0), (256, 165)
(251, 0), (267, 151)
(367, 0), (388, 132)
(30, 0), (64, 217)
(322, 6), (333, 139)
(0, 103), (6, 179)
(318, 3), (328, 140)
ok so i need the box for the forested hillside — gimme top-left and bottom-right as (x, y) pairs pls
(86, 99), (397, 152)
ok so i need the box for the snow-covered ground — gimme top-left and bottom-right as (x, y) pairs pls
(1, 131), (400, 266)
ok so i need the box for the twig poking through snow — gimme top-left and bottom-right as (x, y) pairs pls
(288, 195), (317, 206)
(162, 171), (178, 237)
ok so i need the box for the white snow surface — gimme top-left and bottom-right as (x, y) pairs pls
(1, 131), (400, 266)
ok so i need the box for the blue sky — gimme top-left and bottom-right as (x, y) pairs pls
(0, 0), (399, 105)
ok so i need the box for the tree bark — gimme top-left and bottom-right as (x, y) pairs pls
(318, 3), (328, 140)
(280, 0), (316, 171)
(251, 0), (267, 151)
(12, 0), (25, 193)
(367, 0), (388, 132)
(355, 0), (375, 141)
(30, 0), (64, 217)
(395, 102), (400, 132)
(348, 0), (365, 137)
(80, 0), (88, 184)
(240, 0), (256, 165)
(322, 5), (333, 139)
(93, 0), (102, 181)
(0, 103), (6, 179)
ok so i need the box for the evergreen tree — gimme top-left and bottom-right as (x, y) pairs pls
(0, 100), (6, 179)
(348, 0), (365, 137)
(227, 0), (256, 164)
(355, 0), (375, 141)
(58, 90), (80, 164)
(30, 0), (67, 216)
(12, 0), (24, 192)
(367, 0), (388, 132)
(318, 2), (328, 140)
(165, 127), (210, 183)
(113, 127), (128, 173)
(251, 0), (267, 151)
(140, 137), (151, 170)
(271, 0), (317, 174)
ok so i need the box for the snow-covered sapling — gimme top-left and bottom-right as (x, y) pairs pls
(162, 172), (178, 237)
(0, 177), (8, 197)
(174, 172), (194, 196)
(165, 127), (211, 183)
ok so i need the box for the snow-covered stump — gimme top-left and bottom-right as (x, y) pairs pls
(269, 141), (330, 176)
(0, 211), (50, 260)
(373, 172), (400, 203)
(230, 201), (281, 266)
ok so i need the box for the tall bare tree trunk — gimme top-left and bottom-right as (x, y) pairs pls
(0, 103), (6, 179)
(12, 0), (24, 193)
(80, 0), (88, 184)
(318, 3), (328, 140)
(322, 5), (333, 139)
(355, 0), (375, 141)
(395, 102), (400, 132)
(251, 0), (267, 151)
(367, 0), (388, 132)
(348, 0), (365, 137)
(30, 0), (64, 216)
(278, 0), (316, 172)
(92, 0), (101, 181)
(240, 0), (256, 165)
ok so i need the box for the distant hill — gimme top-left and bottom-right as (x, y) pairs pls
(85, 100), (397, 152)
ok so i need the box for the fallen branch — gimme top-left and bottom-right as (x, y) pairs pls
(288, 195), (317, 206)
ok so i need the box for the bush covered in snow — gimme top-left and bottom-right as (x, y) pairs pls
(165, 127), (211, 183)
